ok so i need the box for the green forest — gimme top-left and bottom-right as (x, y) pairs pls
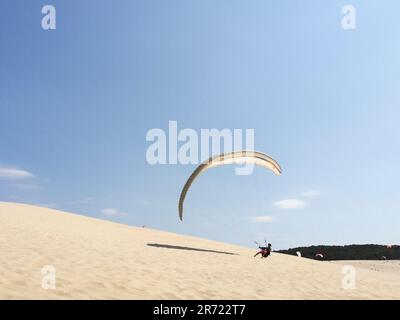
(276, 245), (400, 261)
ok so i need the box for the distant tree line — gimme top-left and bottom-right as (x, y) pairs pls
(276, 245), (400, 261)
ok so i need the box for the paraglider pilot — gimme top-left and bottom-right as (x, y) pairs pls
(254, 243), (272, 258)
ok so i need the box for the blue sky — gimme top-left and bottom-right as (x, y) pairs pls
(1, 1), (399, 250)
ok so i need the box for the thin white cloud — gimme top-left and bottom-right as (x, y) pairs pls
(274, 199), (305, 209)
(300, 189), (322, 197)
(100, 208), (119, 215)
(100, 208), (127, 216)
(0, 167), (34, 180)
(250, 215), (275, 223)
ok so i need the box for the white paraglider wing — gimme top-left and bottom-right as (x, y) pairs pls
(178, 150), (282, 221)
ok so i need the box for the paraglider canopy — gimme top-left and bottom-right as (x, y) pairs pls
(315, 253), (324, 260)
(178, 150), (282, 221)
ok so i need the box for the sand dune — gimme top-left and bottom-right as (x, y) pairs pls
(0, 202), (399, 299)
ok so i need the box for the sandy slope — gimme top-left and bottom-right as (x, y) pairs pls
(0, 202), (399, 300)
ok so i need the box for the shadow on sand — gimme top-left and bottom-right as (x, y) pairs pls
(147, 243), (239, 256)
